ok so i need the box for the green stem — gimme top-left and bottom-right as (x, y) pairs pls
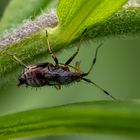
(0, 101), (140, 139)
(91, 7), (140, 38)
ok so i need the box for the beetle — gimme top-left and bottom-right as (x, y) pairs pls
(7, 29), (115, 100)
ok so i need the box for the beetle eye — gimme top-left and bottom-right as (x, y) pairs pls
(18, 76), (26, 87)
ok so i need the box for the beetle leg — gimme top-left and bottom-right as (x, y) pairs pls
(46, 30), (59, 65)
(82, 43), (103, 76)
(59, 62), (79, 72)
(64, 43), (80, 65)
(75, 61), (82, 73)
(65, 29), (87, 65)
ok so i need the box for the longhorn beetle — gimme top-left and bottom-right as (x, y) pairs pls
(6, 29), (115, 100)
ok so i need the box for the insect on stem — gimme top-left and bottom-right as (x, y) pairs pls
(4, 28), (116, 100)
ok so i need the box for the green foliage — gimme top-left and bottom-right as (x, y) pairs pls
(0, 101), (140, 139)
(55, 0), (128, 44)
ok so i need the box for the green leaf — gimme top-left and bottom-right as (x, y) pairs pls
(0, 101), (140, 139)
(0, 0), (52, 34)
(54, 0), (128, 44)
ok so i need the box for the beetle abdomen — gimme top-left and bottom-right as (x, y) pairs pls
(44, 67), (81, 85)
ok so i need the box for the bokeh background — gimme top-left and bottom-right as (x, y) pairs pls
(0, 1), (140, 140)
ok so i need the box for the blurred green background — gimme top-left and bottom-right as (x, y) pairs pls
(0, 0), (140, 140)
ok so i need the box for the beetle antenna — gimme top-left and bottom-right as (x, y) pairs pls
(82, 78), (116, 100)
(2, 51), (28, 68)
